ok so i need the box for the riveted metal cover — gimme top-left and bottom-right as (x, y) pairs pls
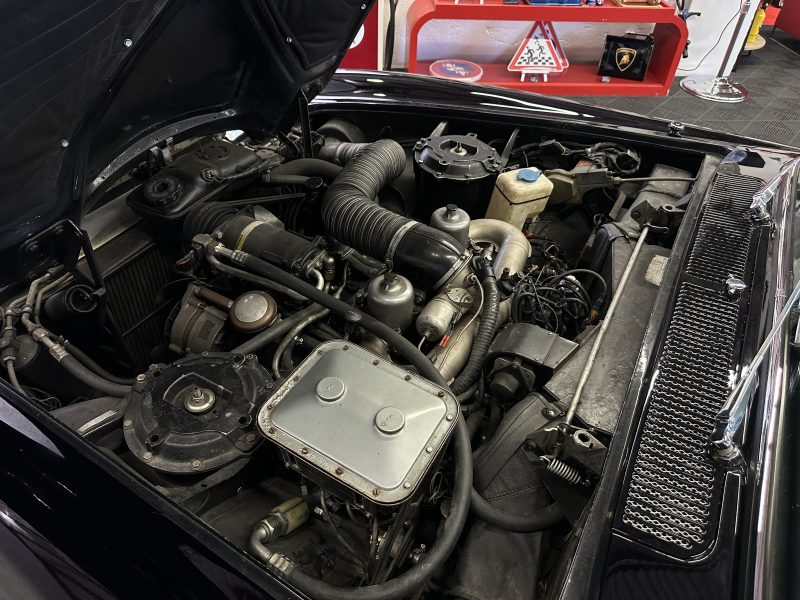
(257, 340), (458, 506)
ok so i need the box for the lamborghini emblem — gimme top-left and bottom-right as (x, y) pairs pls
(616, 48), (637, 71)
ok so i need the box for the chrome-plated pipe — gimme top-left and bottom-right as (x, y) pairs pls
(432, 219), (529, 381)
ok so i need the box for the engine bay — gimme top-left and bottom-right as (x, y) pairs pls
(1, 113), (709, 599)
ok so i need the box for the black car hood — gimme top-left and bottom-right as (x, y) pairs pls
(0, 0), (369, 263)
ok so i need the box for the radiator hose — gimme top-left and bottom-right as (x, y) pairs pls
(450, 258), (499, 396)
(321, 139), (467, 290)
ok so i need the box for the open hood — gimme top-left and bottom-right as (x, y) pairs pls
(0, 0), (371, 271)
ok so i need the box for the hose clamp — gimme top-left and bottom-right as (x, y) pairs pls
(385, 220), (419, 267)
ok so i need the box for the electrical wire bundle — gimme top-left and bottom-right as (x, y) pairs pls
(511, 267), (606, 338)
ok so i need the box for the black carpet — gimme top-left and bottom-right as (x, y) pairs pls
(578, 29), (800, 147)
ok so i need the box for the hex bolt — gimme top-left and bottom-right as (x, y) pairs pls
(437, 391), (445, 398)
(142, 451), (153, 461)
(372, 488), (380, 496)
(426, 446), (433, 453)
(136, 374), (146, 383)
(123, 419), (133, 428)
(301, 447), (309, 454)
(403, 482), (411, 489)
(244, 433), (257, 444)
(60, 139), (69, 148)
(446, 414), (454, 421)
(373, 359), (380, 366)
(268, 427), (276, 435)
(190, 459), (202, 470)
(335, 467), (344, 476)
(404, 375), (412, 381)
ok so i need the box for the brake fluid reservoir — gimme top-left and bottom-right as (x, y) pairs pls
(486, 168), (553, 228)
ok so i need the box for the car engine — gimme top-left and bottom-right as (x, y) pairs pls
(1, 114), (703, 598)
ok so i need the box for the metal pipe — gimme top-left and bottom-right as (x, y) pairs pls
(564, 226), (650, 424)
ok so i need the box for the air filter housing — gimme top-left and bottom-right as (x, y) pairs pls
(414, 132), (501, 219)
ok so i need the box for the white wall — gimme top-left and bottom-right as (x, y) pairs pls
(383, 0), (758, 78)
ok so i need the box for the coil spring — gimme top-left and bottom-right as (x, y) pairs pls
(542, 455), (583, 486)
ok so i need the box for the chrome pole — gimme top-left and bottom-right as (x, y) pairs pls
(680, 0), (751, 103)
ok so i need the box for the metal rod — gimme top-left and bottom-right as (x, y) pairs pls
(563, 226), (650, 424)
(711, 276), (800, 451)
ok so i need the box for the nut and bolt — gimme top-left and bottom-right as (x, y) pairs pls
(244, 433), (257, 444)
(343, 345), (349, 350)
(136, 374), (146, 383)
(372, 488), (380, 496)
(142, 451), (153, 461)
(301, 447), (309, 454)
(426, 446), (433, 453)
(446, 414), (454, 422)
(437, 391), (445, 398)
(123, 38), (133, 47)
(372, 359), (380, 366)
(335, 467), (344, 476)
(268, 427), (276, 435)
(123, 419), (133, 428)
(404, 375), (411, 381)
(190, 459), (202, 470)
(403, 482), (411, 489)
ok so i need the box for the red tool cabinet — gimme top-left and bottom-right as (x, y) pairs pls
(407, 0), (688, 96)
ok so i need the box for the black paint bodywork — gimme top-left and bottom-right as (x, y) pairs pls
(1, 60), (799, 600)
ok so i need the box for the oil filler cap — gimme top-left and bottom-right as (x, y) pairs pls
(375, 406), (405, 434)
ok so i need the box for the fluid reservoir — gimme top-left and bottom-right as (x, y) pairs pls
(430, 204), (471, 246)
(366, 272), (415, 331)
(486, 168), (554, 229)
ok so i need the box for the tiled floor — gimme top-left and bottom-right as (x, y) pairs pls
(578, 30), (800, 147)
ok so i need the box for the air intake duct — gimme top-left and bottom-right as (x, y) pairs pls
(321, 139), (467, 290)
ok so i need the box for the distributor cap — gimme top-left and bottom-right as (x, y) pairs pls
(414, 133), (501, 181)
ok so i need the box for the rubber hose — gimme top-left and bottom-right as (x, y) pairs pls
(250, 408), (472, 600)
(317, 141), (371, 165)
(450, 265), (499, 396)
(263, 173), (323, 190)
(231, 304), (321, 355)
(469, 489), (563, 533)
(321, 139), (464, 289)
(62, 340), (134, 385)
(217, 246), (473, 600)
(59, 355), (130, 397)
(271, 158), (342, 183)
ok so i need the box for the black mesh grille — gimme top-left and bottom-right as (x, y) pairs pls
(105, 243), (174, 368)
(622, 283), (739, 550)
(685, 173), (763, 282)
(618, 171), (764, 555)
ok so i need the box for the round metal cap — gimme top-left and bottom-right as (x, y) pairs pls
(230, 291), (277, 333)
(375, 406), (405, 434)
(316, 377), (346, 402)
(185, 386), (216, 414)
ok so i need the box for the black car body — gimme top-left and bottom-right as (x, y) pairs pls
(1, 2), (799, 599)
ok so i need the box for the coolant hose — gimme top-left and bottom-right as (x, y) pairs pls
(207, 241), (473, 600)
(270, 158), (342, 183)
(321, 139), (466, 290)
(59, 354), (130, 398)
(468, 489), (563, 533)
(317, 141), (371, 165)
(61, 340), (135, 385)
(449, 260), (499, 396)
(231, 304), (322, 356)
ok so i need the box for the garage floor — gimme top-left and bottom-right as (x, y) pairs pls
(580, 32), (800, 147)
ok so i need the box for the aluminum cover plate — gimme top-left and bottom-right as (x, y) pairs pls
(257, 340), (458, 505)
